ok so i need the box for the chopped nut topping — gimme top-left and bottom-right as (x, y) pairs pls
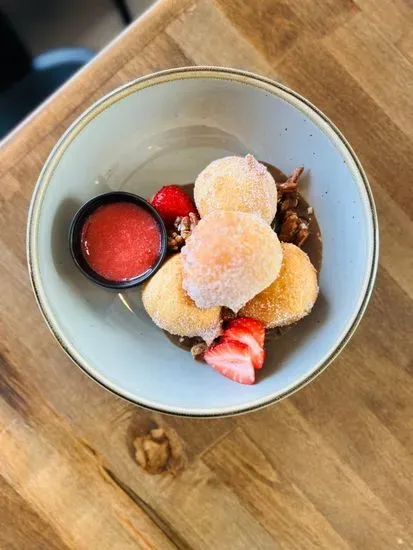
(167, 212), (199, 252)
(191, 342), (207, 361)
(175, 212), (199, 237)
(296, 221), (310, 247)
(279, 210), (300, 242)
(280, 194), (299, 212)
(275, 167), (311, 248)
(276, 166), (304, 195)
(167, 232), (185, 251)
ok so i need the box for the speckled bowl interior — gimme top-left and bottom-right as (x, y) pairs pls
(27, 67), (378, 416)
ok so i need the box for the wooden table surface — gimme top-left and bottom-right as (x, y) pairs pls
(1, 0), (413, 548)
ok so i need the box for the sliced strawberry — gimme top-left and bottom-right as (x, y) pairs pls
(222, 331), (265, 370)
(226, 317), (265, 347)
(222, 317), (265, 369)
(150, 185), (196, 227)
(204, 340), (255, 385)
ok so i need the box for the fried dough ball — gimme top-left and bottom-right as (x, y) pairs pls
(194, 154), (277, 223)
(240, 243), (318, 327)
(142, 255), (222, 344)
(181, 210), (283, 312)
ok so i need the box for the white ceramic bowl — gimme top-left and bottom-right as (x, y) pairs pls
(27, 67), (378, 417)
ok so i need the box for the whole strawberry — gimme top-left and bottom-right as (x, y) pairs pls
(151, 185), (196, 228)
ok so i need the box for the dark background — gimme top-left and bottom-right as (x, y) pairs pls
(0, 0), (153, 139)
(2, 0), (153, 54)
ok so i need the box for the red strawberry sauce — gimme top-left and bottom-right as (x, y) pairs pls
(80, 202), (161, 281)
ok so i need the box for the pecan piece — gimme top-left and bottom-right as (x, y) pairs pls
(174, 212), (199, 239)
(276, 166), (304, 194)
(168, 212), (199, 252)
(167, 231), (185, 252)
(279, 210), (300, 242)
(296, 220), (310, 248)
(280, 194), (299, 212)
(191, 342), (207, 361)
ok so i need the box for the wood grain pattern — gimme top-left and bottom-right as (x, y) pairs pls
(1, 0), (413, 548)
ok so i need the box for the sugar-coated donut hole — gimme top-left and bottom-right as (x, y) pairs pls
(240, 243), (318, 327)
(142, 254), (222, 344)
(181, 210), (283, 312)
(194, 154), (277, 224)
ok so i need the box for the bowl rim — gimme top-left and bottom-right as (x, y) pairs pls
(69, 191), (168, 289)
(27, 66), (379, 418)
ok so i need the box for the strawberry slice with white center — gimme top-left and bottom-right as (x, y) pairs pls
(226, 317), (265, 346)
(204, 340), (255, 385)
(223, 317), (265, 369)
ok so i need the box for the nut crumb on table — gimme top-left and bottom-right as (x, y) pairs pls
(133, 427), (186, 475)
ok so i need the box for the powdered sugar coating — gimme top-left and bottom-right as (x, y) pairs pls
(142, 255), (222, 344)
(194, 154), (277, 224)
(240, 243), (318, 327)
(181, 210), (283, 312)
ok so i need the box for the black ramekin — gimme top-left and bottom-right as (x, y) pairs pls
(69, 191), (167, 289)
